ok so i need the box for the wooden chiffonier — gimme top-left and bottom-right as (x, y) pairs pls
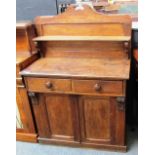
(16, 22), (38, 142)
(20, 5), (132, 151)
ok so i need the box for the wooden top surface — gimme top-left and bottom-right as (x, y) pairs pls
(16, 21), (32, 29)
(20, 58), (130, 80)
(16, 52), (38, 66)
(16, 52), (32, 65)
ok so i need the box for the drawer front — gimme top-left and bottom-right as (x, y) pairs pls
(72, 80), (124, 95)
(25, 77), (71, 93)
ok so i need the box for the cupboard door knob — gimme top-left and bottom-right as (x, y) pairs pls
(124, 42), (129, 48)
(45, 82), (53, 89)
(94, 83), (102, 92)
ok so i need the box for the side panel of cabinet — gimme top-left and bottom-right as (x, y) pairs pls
(16, 87), (37, 142)
(31, 93), (80, 143)
(16, 88), (36, 133)
(79, 96), (125, 146)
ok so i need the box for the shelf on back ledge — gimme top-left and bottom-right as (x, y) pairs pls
(33, 35), (131, 42)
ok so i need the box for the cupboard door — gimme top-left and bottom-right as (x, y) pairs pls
(31, 93), (80, 143)
(79, 96), (125, 145)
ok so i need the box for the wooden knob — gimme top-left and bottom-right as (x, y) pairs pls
(34, 41), (38, 47)
(45, 82), (53, 89)
(94, 83), (102, 92)
(124, 42), (129, 48)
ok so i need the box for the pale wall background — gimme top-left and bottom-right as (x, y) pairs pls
(16, 0), (75, 21)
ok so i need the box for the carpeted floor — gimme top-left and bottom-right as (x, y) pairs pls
(16, 128), (137, 155)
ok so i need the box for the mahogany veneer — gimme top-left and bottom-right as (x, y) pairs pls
(20, 5), (131, 151)
(21, 58), (130, 79)
(16, 22), (38, 142)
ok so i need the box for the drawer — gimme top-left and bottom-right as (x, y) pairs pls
(25, 77), (71, 93)
(72, 80), (124, 95)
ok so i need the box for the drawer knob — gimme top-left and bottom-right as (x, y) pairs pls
(45, 82), (53, 89)
(94, 83), (102, 92)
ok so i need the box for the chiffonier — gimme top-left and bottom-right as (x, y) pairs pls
(20, 5), (132, 151)
(16, 22), (38, 142)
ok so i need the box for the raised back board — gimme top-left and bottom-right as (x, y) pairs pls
(33, 5), (132, 59)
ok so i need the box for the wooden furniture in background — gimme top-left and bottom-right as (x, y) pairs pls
(16, 22), (38, 142)
(133, 49), (138, 80)
(93, 0), (138, 22)
(21, 5), (132, 151)
(133, 49), (138, 62)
